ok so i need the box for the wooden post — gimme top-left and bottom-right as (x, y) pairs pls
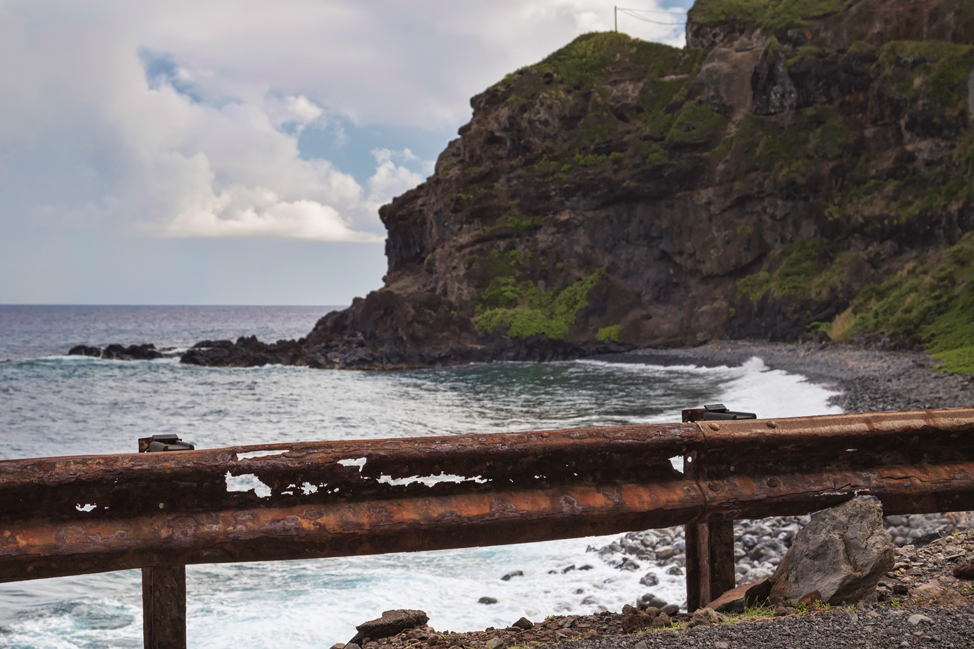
(142, 565), (187, 649)
(685, 520), (736, 611)
(139, 435), (192, 649)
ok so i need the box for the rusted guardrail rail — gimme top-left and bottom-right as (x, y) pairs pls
(2, 407), (974, 648)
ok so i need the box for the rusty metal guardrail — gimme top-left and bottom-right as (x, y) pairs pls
(2, 407), (974, 648)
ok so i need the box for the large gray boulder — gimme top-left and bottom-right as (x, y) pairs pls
(769, 498), (894, 605)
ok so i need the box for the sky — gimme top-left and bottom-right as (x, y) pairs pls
(0, 1), (692, 305)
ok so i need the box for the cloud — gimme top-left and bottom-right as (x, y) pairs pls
(159, 192), (382, 242)
(365, 149), (428, 213)
(0, 0), (690, 250)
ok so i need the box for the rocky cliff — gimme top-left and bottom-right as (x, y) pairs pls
(183, 0), (974, 372)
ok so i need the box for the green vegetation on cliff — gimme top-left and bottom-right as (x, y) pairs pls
(495, 32), (706, 176)
(596, 325), (622, 344)
(737, 238), (824, 300)
(475, 268), (607, 340)
(688, 0), (857, 32)
(837, 233), (974, 373)
(877, 41), (974, 111)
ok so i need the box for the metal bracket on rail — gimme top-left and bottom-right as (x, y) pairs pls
(682, 403), (756, 423)
(139, 434), (194, 649)
(138, 433), (195, 453)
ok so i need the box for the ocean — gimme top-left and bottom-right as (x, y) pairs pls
(0, 305), (842, 648)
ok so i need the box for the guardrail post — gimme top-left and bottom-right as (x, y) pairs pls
(142, 564), (187, 649)
(685, 518), (735, 611)
(682, 405), (753, 611)
(138, 434), (194, 649)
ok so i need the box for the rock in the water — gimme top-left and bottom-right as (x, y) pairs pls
(769, 499), (894, 605)
(639, 572), (659, 586)
(67, 345), (101, 357)
(639, 593), (668, 608)
(100, 343), (162, 361)
(348, 610), (429, 645)
(181, 336), (305, 367)
(478, 597), (498, 605)
(500, 570), (523, 581)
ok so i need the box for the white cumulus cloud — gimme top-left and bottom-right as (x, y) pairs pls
(0, 0), (688, 248)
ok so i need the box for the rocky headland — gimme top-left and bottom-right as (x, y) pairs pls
(143, 0), (974, 374)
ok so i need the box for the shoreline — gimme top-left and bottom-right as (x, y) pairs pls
(592, 340), (974, 414)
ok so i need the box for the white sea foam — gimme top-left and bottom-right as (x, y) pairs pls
(576, 356), (843, 421)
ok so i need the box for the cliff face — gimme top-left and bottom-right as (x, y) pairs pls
(185, 0), (974, 371)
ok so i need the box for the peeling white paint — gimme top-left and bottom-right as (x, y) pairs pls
(377, 473), (488, 487)
(236, 450), (289, 460)
(301, 482), (318, 495)
(669, 456), (685, 474)
(76, 503), (96, 512)
(338, 457), (367, 472)
(225, 472), (272, 498)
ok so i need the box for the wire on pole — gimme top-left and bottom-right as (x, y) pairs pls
(615, 5), (687, 27)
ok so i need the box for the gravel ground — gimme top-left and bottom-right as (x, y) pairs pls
(549, 604), (974, 649)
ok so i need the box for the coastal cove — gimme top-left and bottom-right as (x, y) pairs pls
(4, 0), (974, 645)
(0, 305), (858, 648)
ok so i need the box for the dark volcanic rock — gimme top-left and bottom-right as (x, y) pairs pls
(180, 336), (305, 367)
(67, 345), (101, 357)
(100, 344), (162, 361)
